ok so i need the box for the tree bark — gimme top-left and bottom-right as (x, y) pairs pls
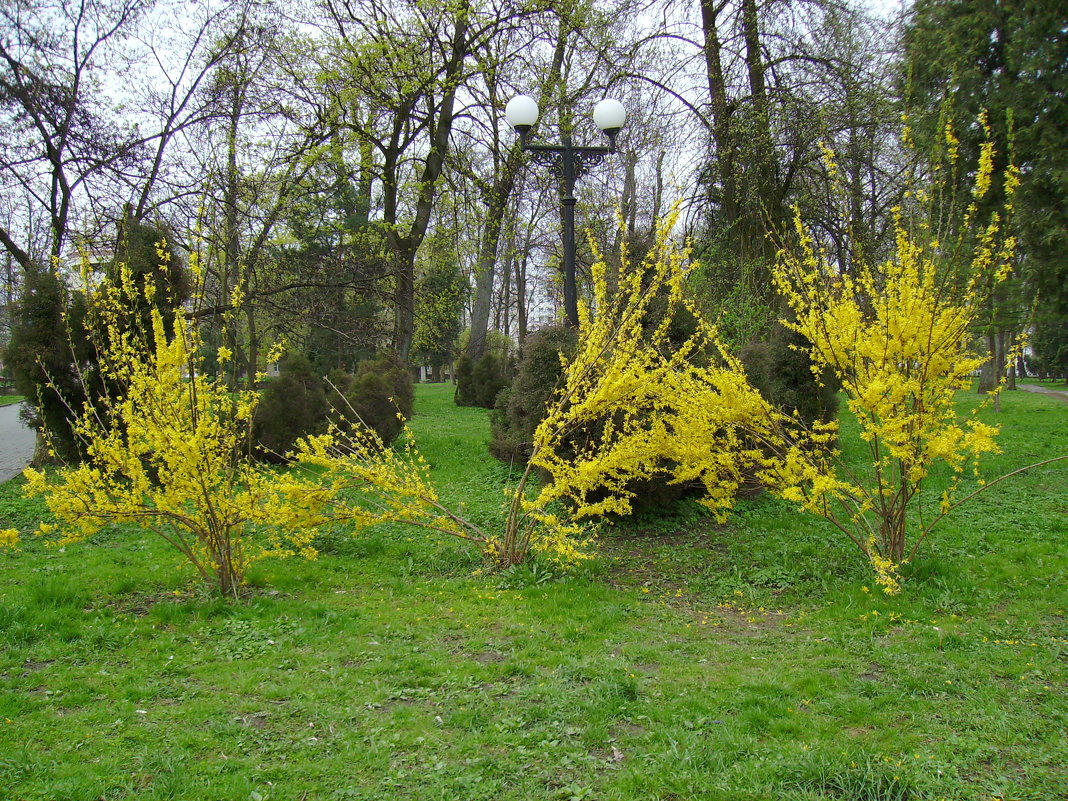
(390, 6), (470, 360)
(700, 0), (738, 247)
(467, 161), (519, 360)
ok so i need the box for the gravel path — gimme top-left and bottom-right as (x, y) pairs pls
(0, 403), (35, 483)
(1017, 383), (1068, 404)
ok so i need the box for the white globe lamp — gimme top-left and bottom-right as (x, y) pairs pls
(505, 95), (539, 133)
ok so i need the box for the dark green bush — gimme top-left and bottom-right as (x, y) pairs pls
(252, 354), (328, 461)
(3, 268), (91, 463)
(455, 351), (510, 409)
(489, 325), (577, 463)
(473, 352), (509, 407)
(739, 321), (840, 427)
(331, 351), (414, 445)
(453, 354), (473, 402)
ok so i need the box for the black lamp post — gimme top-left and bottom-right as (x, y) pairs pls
(505, 95), (627, 327)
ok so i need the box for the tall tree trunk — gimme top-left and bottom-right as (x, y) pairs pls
(392, 243), (417, 360)
(651, 151), (666, 230)
(978, 330), (1003, 404)
(468, 163), (519, 360)
(516, 237), (529, 348)
(391, 6), (470, 360)
(740, 0), (777, 265)
(222, 81), (244, 391)
(500, 234), (512, 341)
(700, 0), (738, 249)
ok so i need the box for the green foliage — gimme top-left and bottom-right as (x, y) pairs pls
(454, 352), (473, 400)
(274, 154), (391, 376)
(688, 249), (778, 349)
(489, 325), (577, 462)
(252, 354), (328, 461)
(1031, 312), (1068, 379)
(106, 219), (192, 341)
(331, 351), (415, 445)
(253, 350), (415, 459)
(904, 0), (1068, 377)
(303, 292), (382, 377)
(692, 244), (838, 432)
(739, 321), (840, 428)
(455, 331), (513, 407)
(2, 267), (91, 463)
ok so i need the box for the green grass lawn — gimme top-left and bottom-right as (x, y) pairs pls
(0, 395), (25, 407)
(1, 383), (1065, 800)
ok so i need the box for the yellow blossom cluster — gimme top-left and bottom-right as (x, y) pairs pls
(24, 255), (329, 596)
(766, 132), (1020, 591)
(0, 528), (19, 551)
(505, 207), (779, 566)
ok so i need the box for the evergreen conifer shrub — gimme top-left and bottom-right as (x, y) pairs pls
(490, 325), (577, 462)
(253, 354), (328, 461)
(455, 352), (509, 408)
(3, 268), (92, 463)
(332, 351), (414, 445)
(739, 321), (840, 427)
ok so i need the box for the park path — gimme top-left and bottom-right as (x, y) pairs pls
(1017, 383), (1068, 404)
(0, 403), (35, 484)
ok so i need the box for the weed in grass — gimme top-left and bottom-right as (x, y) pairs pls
(496, 559), (561, 589)
(777, 750), (942, 801)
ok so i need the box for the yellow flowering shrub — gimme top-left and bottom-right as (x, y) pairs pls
(289, 209), (775, 571)
(766, 134), (1020, 592)
(492, 130), (1032, 592)
(24, 250), (328, 597)
(496, 208), (778, 567)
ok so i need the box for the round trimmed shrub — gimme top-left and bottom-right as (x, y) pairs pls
(253, 354), (328, 461)
(330, 351), (414, 445)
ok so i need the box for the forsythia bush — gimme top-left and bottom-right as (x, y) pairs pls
(22, 252), (330, 597)
(496, 208), (779, 567)
(764, 138), (1020, 593)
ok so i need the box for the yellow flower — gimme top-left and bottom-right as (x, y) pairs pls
(0, 529), (19, 550)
